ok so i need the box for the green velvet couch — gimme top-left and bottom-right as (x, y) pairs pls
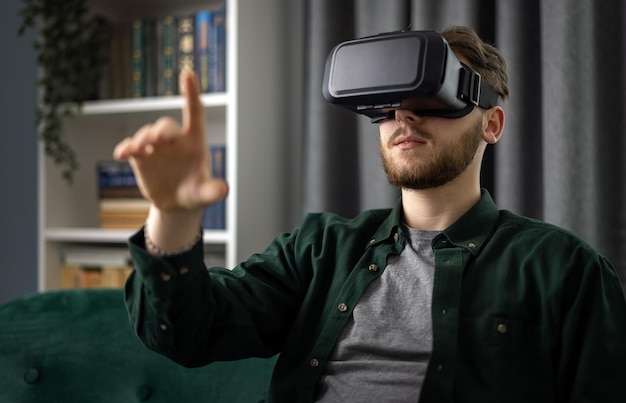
(0, 288), (277, 402)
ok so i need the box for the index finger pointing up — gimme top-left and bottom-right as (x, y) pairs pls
(180, 70), (205, 135)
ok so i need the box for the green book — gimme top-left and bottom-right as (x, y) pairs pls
(157, 16), (178, 96)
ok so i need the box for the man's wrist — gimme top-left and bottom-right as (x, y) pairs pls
(144, 206), (204, 256)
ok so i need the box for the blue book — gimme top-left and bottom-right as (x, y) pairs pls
(195, 10), (213, 93)
(96, 161), (142, 199)
(97, 161), (137, 188)
(201, 145), (227, 229)
(209, 4), (227, 92)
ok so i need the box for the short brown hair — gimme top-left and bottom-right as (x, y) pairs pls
(441, 26), (509, 102)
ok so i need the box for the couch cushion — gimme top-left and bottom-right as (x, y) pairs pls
(0, 288), (277, 402)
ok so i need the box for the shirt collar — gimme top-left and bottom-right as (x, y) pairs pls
(366, 202), (405, 248)
(367, 189), (500, 256)
(438, 189), (500, 255)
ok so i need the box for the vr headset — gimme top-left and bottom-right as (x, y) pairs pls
(322, 30), (500, 123)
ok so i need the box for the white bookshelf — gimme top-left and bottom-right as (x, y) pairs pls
(37, 0), (292, 291)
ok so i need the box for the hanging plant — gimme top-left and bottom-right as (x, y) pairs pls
(18, 0), (109, 182)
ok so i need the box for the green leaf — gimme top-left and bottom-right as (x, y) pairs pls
(18, 0), (108, 183)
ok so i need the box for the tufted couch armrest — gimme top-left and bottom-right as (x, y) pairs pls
(0, 288), (277, 402)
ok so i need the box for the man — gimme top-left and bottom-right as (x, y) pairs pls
(114, 26), (626, 402)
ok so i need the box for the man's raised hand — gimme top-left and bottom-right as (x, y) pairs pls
(113, 71), (228, 212)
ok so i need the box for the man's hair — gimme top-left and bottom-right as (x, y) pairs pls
(441, 26), (509, 102)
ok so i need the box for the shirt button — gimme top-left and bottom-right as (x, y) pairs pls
(442, 308), (447, 315)
(136, 385), (152, 401)
(310, 358), (320, 367)
(394, 233), (399, 242)
(368, 264), (378, 272)
(369, 238), (376, 245)
(338, 303), (348, 312)
(179, 266), (189, 275)
(468, 242), (476, 249)
(497, 323), (507, 334)
(160, 323), (168, 331)
(160, 272), (171, 282)
(23, 368), (40, 384)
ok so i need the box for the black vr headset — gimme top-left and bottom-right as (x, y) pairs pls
(322, 30), (500, 123)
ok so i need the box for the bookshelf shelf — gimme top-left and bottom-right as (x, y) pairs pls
(38, 0), (291, 291)
(80, 93), (229, 115)
(45, 228), (134, 243)
(45, 228), (230, 244)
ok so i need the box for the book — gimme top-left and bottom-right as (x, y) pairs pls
(61, 244), (133, 288)
(195, 10), (212, 93)
(156, 15), (178, 96)
(143, 18), (157, 97)
(202, 144), (227, 229)
(62, 246), (132, 268)
(131, 18), (146, 98)
(99, 198), (151, 212)
(62, 265), (133, 289)
(101, 267), (133, 288)
(99, 214), (149, 229)
(210, 4), (227, 92)
(177, 15), (195, 80)
(62, 266), (101, 289)
(106, 21), (131, 99)
(99, 186), (143, 199)
(97, 160), (137, 189)
(119, 23), (133, 98)
(131, 18), (157, 98)
(99, 198), (150, 229)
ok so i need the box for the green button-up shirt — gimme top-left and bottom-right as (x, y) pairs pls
(125, 190), (626, 402)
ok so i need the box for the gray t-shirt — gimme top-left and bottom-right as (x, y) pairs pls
(315, 228), (438, 402)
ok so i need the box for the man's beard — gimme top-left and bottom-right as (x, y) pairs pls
(380, 117), (483, 190)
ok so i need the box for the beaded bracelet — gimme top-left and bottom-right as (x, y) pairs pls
(144, 223), (202, 257)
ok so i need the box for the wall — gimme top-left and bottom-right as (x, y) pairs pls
(0, 0), (38, 303)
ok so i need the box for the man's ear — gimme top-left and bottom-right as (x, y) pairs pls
(482, 106), (505, 144)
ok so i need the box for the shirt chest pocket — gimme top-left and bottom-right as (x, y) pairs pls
(485, 316), (551, 356)
(456, 315), (556, 402)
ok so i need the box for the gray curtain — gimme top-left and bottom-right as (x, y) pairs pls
(300, 0), (626, 286)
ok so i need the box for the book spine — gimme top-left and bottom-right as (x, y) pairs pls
(155, 18), (164, 96)
(131, 19), (145, 98)
(195, 10), (212, 93)
(110, 23), (126, 99)
(120, 23), (133, 98)
(62, 266), (132, 289)
(143, 18), (157, 97)
(157, 16), (178, 96)
(97, 160), (137, 189)
(210, 4), (227, 92)
(62, 265), (79, 289)
(177, 15), (195, 81)
(202, 144), (227, 229)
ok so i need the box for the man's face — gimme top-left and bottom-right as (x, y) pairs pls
(378, 107), (485, 190)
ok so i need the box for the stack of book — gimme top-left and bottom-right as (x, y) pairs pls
(97, 160), (150, 229)
(61, 246), (133, 289)
(102, 3), (227, 99)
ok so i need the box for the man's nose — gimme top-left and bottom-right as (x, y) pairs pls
(395, 109), (424, 124)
